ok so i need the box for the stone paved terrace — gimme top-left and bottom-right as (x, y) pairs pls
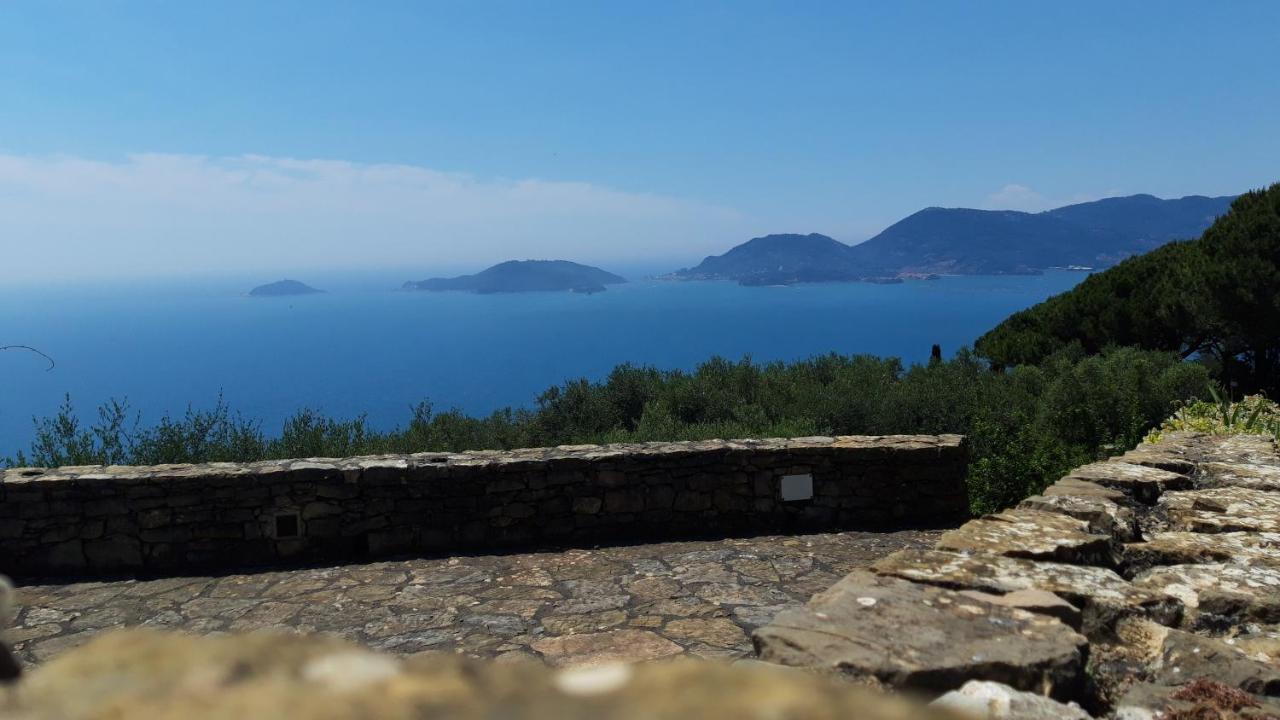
(8, 528), (943, 669)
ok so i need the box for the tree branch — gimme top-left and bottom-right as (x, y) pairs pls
(0, 345), (55, 371)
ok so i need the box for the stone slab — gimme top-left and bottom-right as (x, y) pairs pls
(1060, 462), (1192, 504)
(1202, 461), (1280, 492)
(753, 570), (1087, 699)
(1157, 486), (1280, 533)
(957, 589), (1082, 631)
(1121, 532), (1280, 575)
(1115, 448), (1199, 477)
(1042, 478), (1127, 503)
(1018, 493), (1139, 543)
(529, 629), (683, 668)
(1203, 435), (1279, 465)
(937, 509), (1114, 566)
(1132, 563), (1280, 630)
(871, 549), (1182, 637)
(1116, 619), (1280, 696)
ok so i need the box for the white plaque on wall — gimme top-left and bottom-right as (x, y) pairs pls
(780, 473), (814, 502)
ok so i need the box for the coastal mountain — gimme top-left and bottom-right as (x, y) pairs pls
(672, 233), (867, 285)
(248, 279), (323, 296)
(404, 260), (627, 294)
(671, 193), (1236, 284)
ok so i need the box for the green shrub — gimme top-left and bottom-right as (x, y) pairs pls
(1146, 391), (1280, 442)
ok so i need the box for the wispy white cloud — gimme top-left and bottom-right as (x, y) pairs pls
(980, 183), (1054, 212)
(0, 153), (748, 282)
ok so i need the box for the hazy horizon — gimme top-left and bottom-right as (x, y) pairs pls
(2, 2), (1277, 284)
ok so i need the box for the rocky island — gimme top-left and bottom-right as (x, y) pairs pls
(403, 260), (626, 294)
(248, 279), (324, 296)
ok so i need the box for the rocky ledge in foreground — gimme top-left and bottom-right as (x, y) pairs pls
(0, 629), (963, 720)
(754, 431), (1280, 717)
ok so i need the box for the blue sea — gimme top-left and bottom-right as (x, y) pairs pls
(0, 269), (1086, 456)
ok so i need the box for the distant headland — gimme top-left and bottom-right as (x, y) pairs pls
(248, 280), (324, 297)
(404, 260), (627, 294)
(665, 193), (1235, 286)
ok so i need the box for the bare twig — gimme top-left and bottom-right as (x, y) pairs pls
(0, 345), (55, 371)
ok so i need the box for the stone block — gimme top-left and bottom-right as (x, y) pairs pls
(673, 491), (711, 512)
(1158, 486), (1280, 533)
(938, 509), (1115, 566)
(1018, 493), (1139, 543)
(1132, 563), (1280, 630)
(1060, 461), (1192, 504)
(83, 536), (142, 568)
(873, 548), (1182, 637)
(754, 571), (1087, 699)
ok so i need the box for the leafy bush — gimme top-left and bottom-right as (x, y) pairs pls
(1145, 391), (1280, 442)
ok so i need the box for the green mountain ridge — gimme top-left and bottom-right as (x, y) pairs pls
(671, 193), (1236, 284)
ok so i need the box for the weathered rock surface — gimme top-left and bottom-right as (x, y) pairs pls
(1060, 461), (1192, 504)
(1113, 680), (1280, 719)
(1121, 532), (1280, 575)
(930, 680), (1092, 719)
(937, 509), (1115, 565)
(1204, 435), (1280, 465)
(1224, 625), (1280, 665)
(1042, 477), (1128, 503)
(1157, 486), (1280, 533)
(872, 548), (1181, 636)
(1115, 447), (1199, 477)
(753, 571), (1087, 699)
(0, 629), (966, 720)
(956, 590), (1083, 631)
(1115, 619), (1280, 696)
(1018, 493), (1140, 543)
(1132, 563), (1280, 630)
(1202, 461), (1280, 492)
(530, 629), (683, 667)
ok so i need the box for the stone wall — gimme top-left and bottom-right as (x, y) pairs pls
(755, 431), (1280, 717)
(1, 435), (966, 577)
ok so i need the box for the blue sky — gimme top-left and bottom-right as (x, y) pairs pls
(1, 1), (1277, 281)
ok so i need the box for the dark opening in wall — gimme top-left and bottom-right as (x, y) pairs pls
(275, 513), (300, 538)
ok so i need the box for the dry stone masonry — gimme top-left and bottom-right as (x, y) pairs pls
(1, 435), (967, 577)
(754, 431), (1280, 717)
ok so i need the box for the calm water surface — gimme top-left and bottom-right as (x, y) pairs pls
(0, 270), (1086, 455)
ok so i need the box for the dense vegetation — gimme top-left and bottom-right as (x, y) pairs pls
(976, 184), (1280, 395)
(6, 347), (1206, 514)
